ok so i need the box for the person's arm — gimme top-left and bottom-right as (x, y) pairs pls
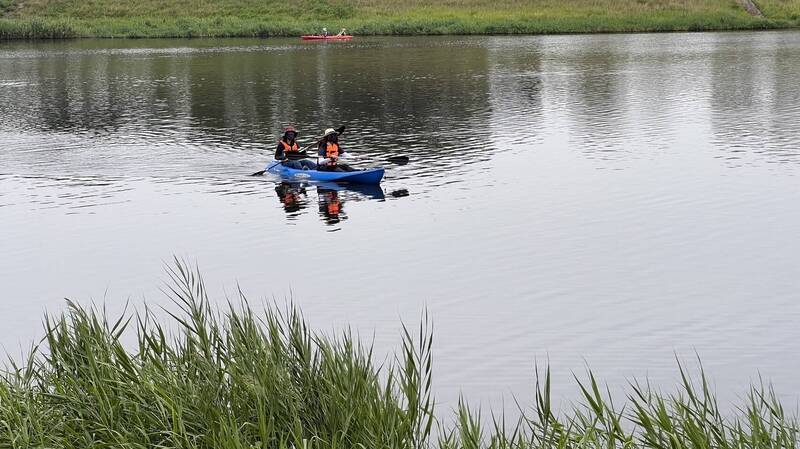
(317, 142), (331, 165)
(275, 143), (285, 160)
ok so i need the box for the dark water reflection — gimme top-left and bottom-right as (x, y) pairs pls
(0, 38), (496, 186)
(2, 33), (800, 409)
(274, 181), (386, 229)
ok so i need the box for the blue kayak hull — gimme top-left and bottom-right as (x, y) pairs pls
(267, 162), (384, 185)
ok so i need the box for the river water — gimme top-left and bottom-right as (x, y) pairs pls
(1, 32), (799, 410)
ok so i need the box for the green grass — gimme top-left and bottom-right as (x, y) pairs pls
(756, 0), (800, 20)
(0, 0), (799, 38)
(1, 261), (798, 448)
(0, 0), (13, 14)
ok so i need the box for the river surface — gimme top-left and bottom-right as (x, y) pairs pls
(1, 32), (799, 410)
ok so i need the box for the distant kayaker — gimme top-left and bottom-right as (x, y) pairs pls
(322, 27), (328, 37)
(275, 126), (315, 170)
(317, 128), (355, 172)
(336, 28), (347, 36)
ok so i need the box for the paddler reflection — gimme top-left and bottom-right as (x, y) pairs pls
(317, 188), (347, 225)
(274, 182), (309, 217)
(274, 180), (388, 225)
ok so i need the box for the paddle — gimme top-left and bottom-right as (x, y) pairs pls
(301, 125), (346, 153)
(314, 153), (409, 164)
(387, 155), (409, 165)
(284, 151), (313, 160)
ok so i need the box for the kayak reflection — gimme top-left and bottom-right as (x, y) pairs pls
(273, 181), (388, 226)
(314, 182), (386, 201)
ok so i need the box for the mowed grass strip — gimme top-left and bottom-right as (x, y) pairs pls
(1, 0), (799, 38)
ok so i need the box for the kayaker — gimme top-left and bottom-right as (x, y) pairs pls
(275, 126), (315, 170)
(322, 27), (328, 37)
(317, 128), (355, 172)
(336, 28), (347, 36)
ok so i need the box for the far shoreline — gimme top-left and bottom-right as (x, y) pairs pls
(2, 27), (800, 43)
(2, 14), (799, 40)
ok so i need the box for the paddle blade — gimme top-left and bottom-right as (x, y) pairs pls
(251, 170), (266, 176)
(390, 189), (409, 198)
(336, 125), (346, 135)
(387, 155), (409, 165)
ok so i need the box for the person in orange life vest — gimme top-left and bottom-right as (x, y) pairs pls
(317, 128), (355, 172)
(275, 126), (316, 170)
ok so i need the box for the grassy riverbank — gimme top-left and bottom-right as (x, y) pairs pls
(1, 263), (798, 448)
(1, 0), (799, 39)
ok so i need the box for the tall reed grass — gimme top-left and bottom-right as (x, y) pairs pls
(1, 262), (797, 448)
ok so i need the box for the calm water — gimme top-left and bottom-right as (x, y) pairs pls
(2, 32), (799, 410)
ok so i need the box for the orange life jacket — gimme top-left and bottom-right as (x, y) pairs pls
(325, 142), (340, 159)
(281, 140), (299, 153)
(327, 201), (340, 215)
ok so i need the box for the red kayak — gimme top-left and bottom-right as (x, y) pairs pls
(301, 35), (353, 41)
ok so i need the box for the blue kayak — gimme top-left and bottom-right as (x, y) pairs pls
(266, 161), (384, 185)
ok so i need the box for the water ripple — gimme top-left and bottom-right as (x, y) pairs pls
(2, 33), (800, 404)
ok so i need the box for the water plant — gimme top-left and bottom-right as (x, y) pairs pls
(1, 261), (797, 448)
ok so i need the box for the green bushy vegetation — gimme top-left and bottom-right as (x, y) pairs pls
(1, 262), (798, 448)
(0, 19), (78, 38)
(0, 0), (14, 14)
(0, 0), (798, 38)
